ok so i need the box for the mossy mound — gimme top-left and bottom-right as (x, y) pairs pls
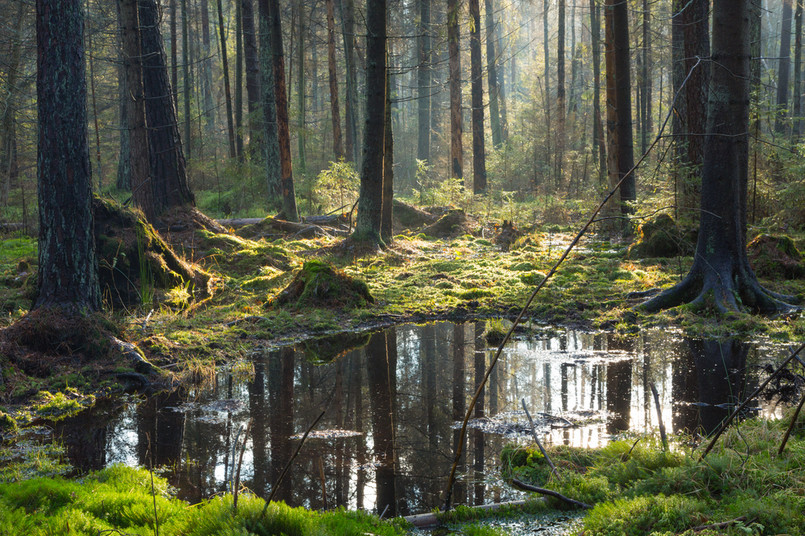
(392, 199), (437, 231)
(627, 213), (695, 258)
(94, 197), (212, 309)
(300, 331), (371, 362)
(271, 260), (374, 308)
(421, 208), (468, 238)
(747, 234), (805, 279)
(493, 220), (524, 251)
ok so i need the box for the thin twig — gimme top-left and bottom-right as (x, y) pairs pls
(233, 419), (252, 514)
(650, 383), (668, 451)
(701, 343), (805, 460)
(778, 388), (805, 456)
(520, 399), (560, 480)
(511, 478), (592, 509)
(260, 409), (326, 518)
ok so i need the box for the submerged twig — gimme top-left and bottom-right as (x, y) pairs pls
(778, 388), (805, 456)
(649, 383), (668, 451)
(261, 409), (326, 517)
(701, 342), (805, 460)
(511, 478), (592, 509)
(521, 399), (560, 480)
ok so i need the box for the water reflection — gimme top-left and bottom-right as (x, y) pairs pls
(54, 323), (789, 515)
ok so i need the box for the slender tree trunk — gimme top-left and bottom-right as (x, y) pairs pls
(297, 4), (307, 176)
(341, 0), (360, 164)
(417, 0), (432, 164)
(269, 0), (299, 221)
(140, 0), (195, 214)
(116, 45), (131, 191)
(257, 0), (281, 207)
(354, 0), (386, 244)
(242, 0), (262, 157)
(170, 0), (178, 112)
(35, 0), (101, 311)
(542, 0), (551, 187)
(485, 0), (501, 148)
(447, 0), (463, 181)
(235, 0), (244, 160)
(590, 0), (606, 185)
(495, 16), (508, 142)
(793, 0), (803, 141)
(382, 56), (393, 242)
(470, 0), (486, 193)
(200, 0), (216, 134)
(182, 0), (192, 157)
(776, 0), (793, 133)
(326, 0), (344, 159)
(1, 0), (25, 205)
(641, 0), (651, 155)
(556, 0), (565, 187)
(217, 0), (237, 159)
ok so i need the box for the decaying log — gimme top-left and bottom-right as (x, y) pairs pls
(511, 478), (592, 509)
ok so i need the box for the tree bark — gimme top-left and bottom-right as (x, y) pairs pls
(269, 0), (299, 221)
(447, 0), (463, 182)
(170, 0), (178, 113)
(257, 0), (281, 208)
(235, 0), (244, 160)
(297, 3), (307, 176)
(242, 0), (262, 157)
(35, 0), (100, 311)
(417, 0), (432, 164)
(382, 57), (394, 243)
(199, 0), (216, 136)
(777, 0), (794, 134)
(326, 0), (344, 159)
(139, 0), (195, 215)
(793, 0), (803, 141)
(217, 0), (237, 159)
(590, 0), (606, 185)
(470, 0), (486, 193)
(353, 0), (386, 244)
(556, 0), (565, 187)
(485, 0), (501, 148)
(182, 0), (193, 157)
(642, 0), (798, 315)
(640, 0), (651, 155)
(341, 0), (360, 164)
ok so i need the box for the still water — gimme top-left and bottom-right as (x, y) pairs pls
(55, 322), (793, 517)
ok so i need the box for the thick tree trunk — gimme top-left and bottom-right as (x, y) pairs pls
(257, 0), (281, 208)
(777, 0), (794, 134)
(447, 0), (463, 181)
(417, 0), (432, 164)
(217, 0), (237, 159)
(470, 0), (486, 193)
(269, 0), (299, 221)
(326, 0), (344, 159)
(119, 0), (153, 219)
(484, 0), (501, 148)
(354, 0), (386, 244)
(242, 0), (262, 157)
(139, 0), (195, 215)
(642, 0), (798, 314)
(35, 0), (100, 311)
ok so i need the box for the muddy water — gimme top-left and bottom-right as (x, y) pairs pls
(55, 323), (793, 517)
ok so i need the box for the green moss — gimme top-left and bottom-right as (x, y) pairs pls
(33, 390), (94, 421)
(272, 260), (374, 309)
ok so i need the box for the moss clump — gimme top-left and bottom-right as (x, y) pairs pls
(0, 412), (17, 435)
(271, 260), (374, 308)
(747, 234), (805, 279)
(627, 214), (695, 259)
(301, 331), (371, 362)
(421, 208), (468, 238)
(32, 390), (93, 421)
(493, 220), (523, 251)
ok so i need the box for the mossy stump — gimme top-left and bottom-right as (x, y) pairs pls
(747, 234), (805, 279)
(421, 208), (467, 238)
(627, 214), (695, 259)
(493, 220), (523, 251)
(271, 260), (374, 308)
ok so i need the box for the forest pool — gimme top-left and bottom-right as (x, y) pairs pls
(51, 322), (796, 517)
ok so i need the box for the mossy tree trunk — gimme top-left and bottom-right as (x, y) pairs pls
(642, 0), (799, 315)
(353, 0), (386, 244)
(139, 0), (195, 217)
(35, 0), (100, 311)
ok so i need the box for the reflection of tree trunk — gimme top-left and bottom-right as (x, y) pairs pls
(366, 331), (396, 517)
(606, 336), (633, 433)
(352, 352), (366, 509)
(452, 323), (466, 505)
(136, 391), (185, 471)
(268, 347), (295, 503)
(57, 404), (114, 472)
(422, 324), (437, 451)
(249, 360), (269, 495)
(686, 339), (751, 435)
(473, 322), (485, 505)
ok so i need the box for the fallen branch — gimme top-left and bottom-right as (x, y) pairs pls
(692, 516), (748, 532)
(521, 399), (560, 480)
(404, 500), (535, 529)
(778, 387), (805, 456)
(511, 478), (592, 509)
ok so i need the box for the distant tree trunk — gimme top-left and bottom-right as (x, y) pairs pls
(242, 0), (262, 157)
(793, 0), (803, 141)
(326, 0), (344, 159)
(542, 0), (551, 186)
(447, 0), (463, 181)
(257, 0), (281, 208)
(640, 0), (651, 155)
(120, 0), (153, 219)
(1, 0), (25, 205)
(35, 0), (100, 311)
(417, 0), (432, 165)
(217, 0), (237, 159)
(590, 0), (606, 185)
(776, 0), (793, 134)
(556, 0), (565, 187)
(604, 0), (635, 234)
(495, 16), (508, 142)
(116, 49), (131, 191)
(182, 0), (192, 157)
(170, 0), (178, 113)
(139, 0), (195, 215)
(235, 0), (244, 160)
(199, 0), (216, 135)
(484, 0), (502, 148)
(381, 58), (394, 243)
(341, 0), (360, 164)
(269, 0), (299, 221)
(469, 0), (486, 193)
(297, 4), (307, 176)
(353, 0), (386, 244)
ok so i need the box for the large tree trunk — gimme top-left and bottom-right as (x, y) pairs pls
(470, 0), (486, 193)
(217, 0), (237, 159)
(119, 0), (153, 220)
(642, 0), (798, 315)
(269, 0), (299, 221)
(353, 0), (386, 244)
(776, 0), (794, 134)
(35, 0), (100, 311)
(257, 0), (281, 208)
(447, 0), (463, 181)
(417, 0), (432, 165)
(326, 0), (344, 159)
(139, 0), (195, 215)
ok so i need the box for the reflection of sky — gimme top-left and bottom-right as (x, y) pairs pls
(66, 324), (793, 515)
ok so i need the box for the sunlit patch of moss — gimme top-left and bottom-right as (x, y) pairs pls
(33, 390), (94, 421)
